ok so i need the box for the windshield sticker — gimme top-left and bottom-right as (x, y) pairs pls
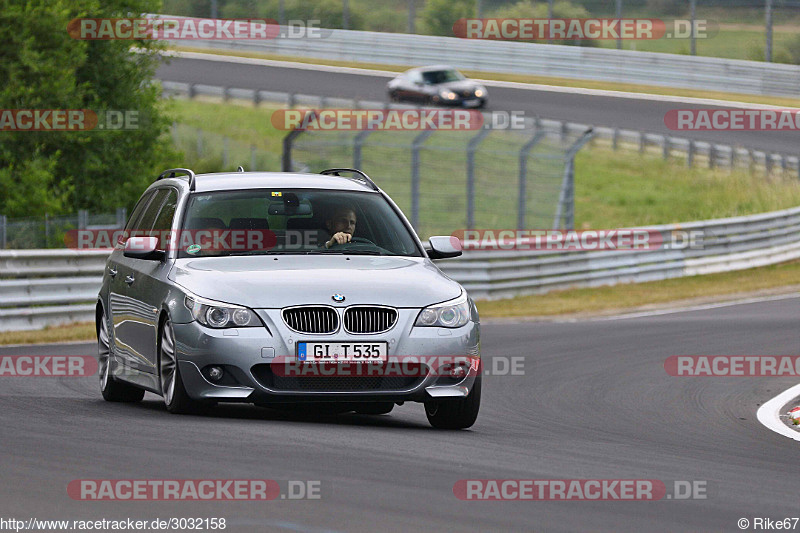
(186, 244), (202, 254)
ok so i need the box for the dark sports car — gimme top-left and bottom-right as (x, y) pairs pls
(387, 65), (488, 108)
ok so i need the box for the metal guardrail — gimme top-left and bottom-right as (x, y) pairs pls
(161, 80), (800, 177)
(162, 23), (800, 98)
(2, 205), (800, 330)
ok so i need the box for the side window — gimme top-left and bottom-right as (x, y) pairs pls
(120, 191), (154, 244)
(134, 189), (170, 238)
(150, 189), (178, 249)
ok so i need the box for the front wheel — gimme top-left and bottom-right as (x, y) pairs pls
(425, 375), (481, 429)
(159, 318), (200, 414)
(98, 308), (144, 402)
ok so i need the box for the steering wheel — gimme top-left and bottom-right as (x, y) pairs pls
(347, 236), (375, 245)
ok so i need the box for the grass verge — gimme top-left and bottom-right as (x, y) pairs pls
(168, 45), (800, 108)
(477, 259), (800, 319)
(0, 322), (95, 346)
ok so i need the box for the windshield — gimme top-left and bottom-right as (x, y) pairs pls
(421, 69), (464, 84)
(177, 188), (422, 258)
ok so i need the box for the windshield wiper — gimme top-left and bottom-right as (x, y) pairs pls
(338, 250), (383, 255)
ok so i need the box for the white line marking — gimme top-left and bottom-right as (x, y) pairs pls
(162, 49), (796, 109)
(757, 383), (800, 442)
(579, 293), (800, 322)
(484, 292), (800, 324)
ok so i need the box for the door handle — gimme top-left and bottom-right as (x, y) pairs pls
(108, 267), (117, 278)
(124, 275), (135, 286)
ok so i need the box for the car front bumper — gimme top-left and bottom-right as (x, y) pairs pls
(172, 308), (480, 404)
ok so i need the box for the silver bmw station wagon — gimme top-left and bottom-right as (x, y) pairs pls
(97, 168), (481, 429)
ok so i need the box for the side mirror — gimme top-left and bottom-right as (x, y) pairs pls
(427, 236), (462, 260)
(124, 236), (165, 261)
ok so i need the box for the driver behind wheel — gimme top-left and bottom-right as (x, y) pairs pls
(323, 206), (357, 249)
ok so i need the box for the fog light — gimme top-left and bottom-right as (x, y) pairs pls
(208, 366), (224, 382)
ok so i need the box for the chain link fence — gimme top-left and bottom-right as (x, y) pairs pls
(283, 121), (594, 238)
(0, 209), (127, 250)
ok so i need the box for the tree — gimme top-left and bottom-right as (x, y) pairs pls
(0, 0), (174, 217)
(420, 0), (474, 36)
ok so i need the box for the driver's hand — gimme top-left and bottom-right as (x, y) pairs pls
(326, 232), (352, 248)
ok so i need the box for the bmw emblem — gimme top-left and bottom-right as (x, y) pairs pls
(332, 294), (345, 302)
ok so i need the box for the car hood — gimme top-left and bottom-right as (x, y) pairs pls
(169, 255), (462, 309)
(436, 80), (481, 92)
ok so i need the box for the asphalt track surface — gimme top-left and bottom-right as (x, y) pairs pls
(2, 297), (799, 532)
(155, 55), (800, 156)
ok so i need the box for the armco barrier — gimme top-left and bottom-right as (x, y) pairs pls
(148, 16), (800, 98)
(2, 206), (800, 330)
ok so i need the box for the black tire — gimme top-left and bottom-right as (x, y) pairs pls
(159, 318), (200, 414)
(425, 375), (481, 429)
(98, 308), (145, 403)
(354, 402), (394, 415)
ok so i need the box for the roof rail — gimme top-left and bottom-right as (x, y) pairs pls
(157, 168), (196, 191)
(320, 168), (379, 192)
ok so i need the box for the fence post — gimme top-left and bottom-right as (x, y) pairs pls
(612, 128), (619, 151)
(410, 130), (435, 231)
(517, 131), (545, 230)
(639, 131), (645, 154)
(282, 111), (315, 172)
(554, 128), (594, 230)
(288, 92), (295, 108)
(662, 136), (670, 160)
(708, 144), (715, 169)
(466, 128), (491, 230)
(44, 213), (50, 247)
(188, 83), (196, 99)
(253, 89), (261, 106)
(687, 140), (695, 167)
(0, 215), (6, 249)
(78, 210), (88, 230)
(353, 130), (374, 169)
(116, 207), (127, 228)
(251, 145), (257, 171)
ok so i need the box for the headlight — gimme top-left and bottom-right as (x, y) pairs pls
(415, 293), (471, 328)
(474, 88), (485, 98)
(184, 295), (260, 328)
(440, 90), (457, 100)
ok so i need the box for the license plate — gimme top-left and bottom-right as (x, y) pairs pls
(297, 342), (388, 362)
(464, 98), (481, 107)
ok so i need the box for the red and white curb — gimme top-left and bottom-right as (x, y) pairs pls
(757, 383), (800, 441)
